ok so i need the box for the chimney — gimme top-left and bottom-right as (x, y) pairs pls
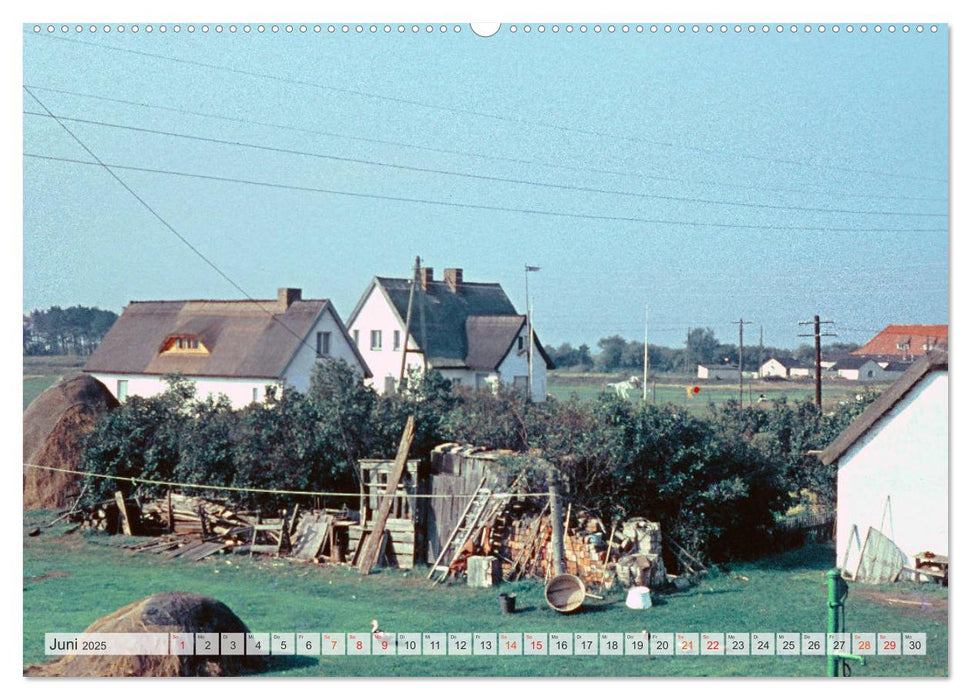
(444, 268), (463, 293)
(420, 267), (434, 291)
(277, 287), (301, 310)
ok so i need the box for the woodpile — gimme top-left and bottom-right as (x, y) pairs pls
(484, 502), (616, 585)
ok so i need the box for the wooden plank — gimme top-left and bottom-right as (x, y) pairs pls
(358, 415), (415, 574)
(114, 491), (135, 536)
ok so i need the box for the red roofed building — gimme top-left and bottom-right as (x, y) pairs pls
(851, 324), (948, 362)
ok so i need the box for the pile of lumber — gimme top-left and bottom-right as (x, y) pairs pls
(139, 493), (254, 537)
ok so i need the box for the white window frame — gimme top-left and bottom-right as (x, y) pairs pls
(370, 330), (383, 351)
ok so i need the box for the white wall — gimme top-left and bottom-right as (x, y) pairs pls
(281, 305), (368, 391)
(836, 372), (948, 576)
(761, 359), (788, 378)
(348, 285), (424, 394)
(88, 372), (281, 409)
(496, 325), (547, 401)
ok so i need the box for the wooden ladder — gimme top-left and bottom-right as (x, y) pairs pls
(428, 475), (492, 583)
(428, 472), (527, 584)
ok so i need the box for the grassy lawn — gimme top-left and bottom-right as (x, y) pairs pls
(548, 373), (887, 416)
(23, 512), (947, 677)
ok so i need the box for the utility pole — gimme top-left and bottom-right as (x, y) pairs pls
(798, 315), (837, 409)
(397, 256), (421, 389)
(642, 306), (649, 402)
(758, 325), (764, 380)
(733, 319), (753, 410)
(525, 265), (540, 401)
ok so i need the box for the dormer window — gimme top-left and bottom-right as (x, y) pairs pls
(161, 334), (209, 355)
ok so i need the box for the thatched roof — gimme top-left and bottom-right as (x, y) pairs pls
(84, 293), (369, 379)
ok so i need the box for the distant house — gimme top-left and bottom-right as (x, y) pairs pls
(821, 351), (948, 578)
(697, 364), (737, 381)
(851, 324), (948, 362)
(346, 267), (554, 401)
(760, 356), (810, 379)
(873, 361), (910, 382)
(832, 356), (884, 381)
(84, 288), (370, 408)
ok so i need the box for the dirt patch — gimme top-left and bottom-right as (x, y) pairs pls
(853, 587), (948, 623)
(24, 570), (70, 584)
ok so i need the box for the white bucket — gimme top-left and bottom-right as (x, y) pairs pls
(625, 586), (653, 610)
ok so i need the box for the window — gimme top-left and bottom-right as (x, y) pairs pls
(162, 334), (207, 355)
(513, 376), (529, 394)
(393, 330), (401, 351)
(517, 336), (525, 352)
(316, 331), (331, 357)
(252, 387), (259, 403)
(116, 379), (128, 401)
(352, 330), (359, 346)
(370, 330), (383, 351)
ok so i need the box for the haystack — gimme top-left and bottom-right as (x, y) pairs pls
(23, 374), (118, 510)
(24, 592), (260, 677)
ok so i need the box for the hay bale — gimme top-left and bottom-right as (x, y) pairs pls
(24, 592), (261, 677)
(23, 374), (118, 510)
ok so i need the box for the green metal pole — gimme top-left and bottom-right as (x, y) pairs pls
(827, 569), (841, 677)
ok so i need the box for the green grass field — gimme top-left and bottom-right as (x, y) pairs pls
(23, 355), (86, 410)
(23, 513), (947, 677)
(548, 372), (887, 416)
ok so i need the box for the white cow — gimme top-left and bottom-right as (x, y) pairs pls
(606, 376), (642, 400)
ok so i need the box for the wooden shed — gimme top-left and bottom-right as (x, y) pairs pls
(347, 458), (425, 569)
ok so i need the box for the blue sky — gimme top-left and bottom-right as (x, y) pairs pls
(22, 22), (948, 350)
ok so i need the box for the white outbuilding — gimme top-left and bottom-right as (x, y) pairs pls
(821, 351), (948, 580)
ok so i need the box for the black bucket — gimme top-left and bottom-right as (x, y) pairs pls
(499, 593), (517, 614)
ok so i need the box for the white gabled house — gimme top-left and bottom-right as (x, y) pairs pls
(346, 267), (554, 401)
(84, 287), (371, 408)
(821, 351), (948, 579)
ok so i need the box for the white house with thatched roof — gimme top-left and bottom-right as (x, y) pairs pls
(821, 350), (948, 579)
(346, 267), (553, 400)
(84, 288), (371, 408)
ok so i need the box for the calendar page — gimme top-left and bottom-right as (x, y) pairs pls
(21, 4), (949, 683)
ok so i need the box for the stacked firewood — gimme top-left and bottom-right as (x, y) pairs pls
(489, 503), (612, 584)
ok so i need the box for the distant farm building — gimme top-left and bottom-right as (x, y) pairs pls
(760, 356), (812, 379)
(851, 324), (948, 362)
(84, 288), (370, 408)
(831, 356), (885, 381)
(697, 364), (737, 381)
(347, 267), (553, 401)
(821, 351), (948, 580)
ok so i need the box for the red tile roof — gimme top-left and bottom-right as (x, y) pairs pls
(851, 324), (948, 358)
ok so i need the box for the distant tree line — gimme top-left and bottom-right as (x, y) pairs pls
(79, 360), (874, 566)
(23, 305), (118, 356)
(545, 327), (860, 374)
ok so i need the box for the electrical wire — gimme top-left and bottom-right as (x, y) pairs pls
(24, 153), (949, 234)
(22, 83), (947, 204)
(26, 31), (948, 185)
(23, 110), (945, 219)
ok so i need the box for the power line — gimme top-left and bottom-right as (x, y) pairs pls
(22, 85), (316, 354)
(27, 32), (948, 185)
(24, 153), (950, 235)
(23, 111), (945, 219)
(23, 83), (947, 205)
